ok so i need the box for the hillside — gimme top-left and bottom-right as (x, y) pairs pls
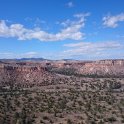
(0, 59), (124, 124)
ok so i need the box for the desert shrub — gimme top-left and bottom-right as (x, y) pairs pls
(107, 117), (117, 123)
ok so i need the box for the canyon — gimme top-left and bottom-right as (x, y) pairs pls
(0, 59), (123, 87)
(0, 59), (124, 124)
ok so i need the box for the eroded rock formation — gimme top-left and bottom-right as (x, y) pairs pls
(0, 59), (124, 87)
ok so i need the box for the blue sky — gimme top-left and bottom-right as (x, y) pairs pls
(0, 0), (124, 60)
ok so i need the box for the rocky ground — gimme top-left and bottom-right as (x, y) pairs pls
(0, 60), (124, 124)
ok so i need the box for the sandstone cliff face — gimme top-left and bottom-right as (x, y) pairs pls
(95, 60), (124, 65)
(0, 64), (53, 88)
(0, 59), (124, 87)
(44, 59), (124, 77)
(78, 60), (124, 77)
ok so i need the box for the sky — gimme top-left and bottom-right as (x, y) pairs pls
(0, 0), (124, 60)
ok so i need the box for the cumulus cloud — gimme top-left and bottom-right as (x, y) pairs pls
(103, 13), (124, 28)
(66, 2), (74, 8)
(61, 13), (90, 27)
(0, 13), (89, 41)
(63, 41), (124, 57)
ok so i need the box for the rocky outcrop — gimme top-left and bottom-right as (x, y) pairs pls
(94, 59), (124, 65)
(77, 60), (124, 77)
(45, 59), (124, 77)
(0, 59), (124, 87)
(0, 63), (54, 88)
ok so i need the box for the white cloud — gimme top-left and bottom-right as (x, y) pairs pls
(66, 2), (74, 8)
(0, 13), (89, 41)
(74, 13), (90, 18)
(34, 18), (46, 27)
(0, 52), (14, 58)
(0, 41), (123, 60)
(21, 52), (38, 58)
(61, 13), (90, 27)
(63, 41), (124, 57)
(103, 13), (124, 28)
(0, 52), (40, 59)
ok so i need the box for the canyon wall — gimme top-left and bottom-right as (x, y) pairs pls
(45, 59), (124, 77)
(0, 59), (124, 87)
(0, 64), (53, 88)
(78, 60), (124, 77)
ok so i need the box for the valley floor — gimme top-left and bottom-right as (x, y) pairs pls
(0, 76), (124, 124)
